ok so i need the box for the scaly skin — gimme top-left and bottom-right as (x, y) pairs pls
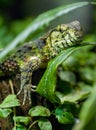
(0, 21), (83, 105)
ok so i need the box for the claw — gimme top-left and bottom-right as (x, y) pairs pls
(31, 85), (36, 92)
(17, 84), (36, 105)
(17, 89), (22, 95)
(17, 81), (24, 96)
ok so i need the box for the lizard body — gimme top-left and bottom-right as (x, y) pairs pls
(0, 21), (83, 104)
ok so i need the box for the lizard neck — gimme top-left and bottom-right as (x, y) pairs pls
(42, 42), (58, 60)
(35, 38), (57, 60)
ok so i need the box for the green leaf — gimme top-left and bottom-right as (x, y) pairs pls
(13, 116), (31, 125)
(80, 84), (96, 123)
(55, 106), (74, 124)
(58, 70), (76, 85)
(0, 1), (92, 60)
(12, 124), (27, 130)
(38, 118), (52, 130)
(57, 83), (91, 104)
(0, 94), (20, 108)
(28, 106), (51, 117)
(0, 108), (12, 118)
(73, 84), (96, 130)
(36, 47), (78, 103)
(79, 67), (96, 83)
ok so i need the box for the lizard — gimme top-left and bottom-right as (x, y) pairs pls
(0, 21), (83, 105)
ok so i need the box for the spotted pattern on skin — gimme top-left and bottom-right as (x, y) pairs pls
(0, 21), (83, 104)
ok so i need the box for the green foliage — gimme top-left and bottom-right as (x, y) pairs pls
(13, 116), (31, 125)
(73, 84), (96, 130)
(0, 1), (96, 130)
(0, 17), (32, 49)
(0, 95), (20, 108)
(0, 108), (12, 118)
(0, 95), (20, 119)
(38, 118), (52, 130)
(29, 106), (51, 117)
(55, 105), (75, 124)
(12, 124), (27, 130)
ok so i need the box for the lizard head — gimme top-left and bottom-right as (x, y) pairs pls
(45, 21), (83, 51)
(41, 21), (83, 59)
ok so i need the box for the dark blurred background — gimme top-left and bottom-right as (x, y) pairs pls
(0, 0), (95, 48)
(0, 0), (94, 31)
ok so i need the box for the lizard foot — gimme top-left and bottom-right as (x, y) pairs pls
(17, 84), (36, 105)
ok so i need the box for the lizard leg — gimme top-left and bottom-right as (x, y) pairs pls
(23, 84), (35, 105)
(17, 56), (41, 105)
